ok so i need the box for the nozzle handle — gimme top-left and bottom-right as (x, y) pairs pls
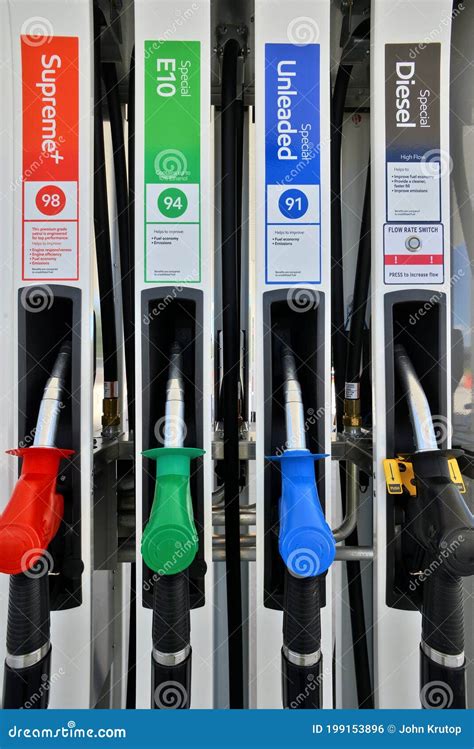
(410, 450), (474, 578)
(141, 447), (204, 576)
(268, 450), (336, 577)
(0, 447), (73, 575)
(408, 450), (472, 709)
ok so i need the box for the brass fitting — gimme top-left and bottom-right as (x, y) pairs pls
(343, 398), (362, 429)
(102, 397), (120, 429)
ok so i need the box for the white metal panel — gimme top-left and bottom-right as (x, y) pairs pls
(134, 0), (214, 709)
(0, 0), (95, 708)
(254, 0), (334, 708)
(370, 0), (453, 708)
(0, 0), (16, 702)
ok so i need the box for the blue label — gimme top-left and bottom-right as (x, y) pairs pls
(265, 44), (320, 185)
(278, 188), (309, 219)
(265, 43), (321, 285)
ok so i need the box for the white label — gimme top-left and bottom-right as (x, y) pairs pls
(267, 224), (321, 283)
(146, 224), (200, 282)
(345, 382), (360, 400)
(384, 223), (444, 284)
(387, 163), (441, 222)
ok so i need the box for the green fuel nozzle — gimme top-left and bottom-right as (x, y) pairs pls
(141, 343), (204, 576)
(141, 446), (204, 575)
(141, 343), (203, 710)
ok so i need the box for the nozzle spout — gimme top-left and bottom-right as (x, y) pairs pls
(394, 345), (438, 452)
(282, 347), (306, 451)
(34, 342), (71, 448)
(164, 344), (185, 448)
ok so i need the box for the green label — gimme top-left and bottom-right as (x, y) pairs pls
(144, 41), (201, 283)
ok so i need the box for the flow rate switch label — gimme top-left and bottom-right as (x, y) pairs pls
(265, 44), (321, 284)
(384, 43), (444, 284)
(144, 41), (201, 283)
(21, 37), (79, 281)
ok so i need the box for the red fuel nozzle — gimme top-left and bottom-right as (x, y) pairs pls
(0, 446), (73, 575)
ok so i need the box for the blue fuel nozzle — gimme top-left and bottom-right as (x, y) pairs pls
(267, 449), (336, 577)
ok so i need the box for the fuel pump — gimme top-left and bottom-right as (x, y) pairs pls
(268, 346), (335, 708)
(255, 0), (335, 708)
(393, 346), (474, 708)
(0, 0), (97, 707)
(141, 345), (204, 709)
(0, 0), (472, 714)
(371, 0), (463, 708)
(1, 344), (72, 709)
(134, 0), (214, 709)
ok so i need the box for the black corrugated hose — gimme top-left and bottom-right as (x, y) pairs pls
(332, 54), (373, 708)
(93, 9), (119, 387)
(331, 63), (352, 432)
(343, 170), (374, 709)
(102, 61), (135, 433)
(126, 47), (137, 711)
(220, 38), (244, 709)
(345, 170), (371, 385)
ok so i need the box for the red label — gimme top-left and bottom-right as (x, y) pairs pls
(21, 36), (79, 281)
(385, 255), (443, 266)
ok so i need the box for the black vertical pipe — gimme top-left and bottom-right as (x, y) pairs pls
(102, 61), (135, 433)
(93, 10), (118, 385)
(342, 170), (374, 710)
(331, 63), (352, 433)
(128, 48), (135, 282)
(235, 98), (244, 327)
(345, 170), (371, 385)
(332, 58), (373, 708)
(126, 47), (137, 712)
(221, 38), (244, 709)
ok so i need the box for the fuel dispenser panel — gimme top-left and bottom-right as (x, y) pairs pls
(383, 290), (448, 611)
(0, 0), (471, 720)
(262, 291), (327, 610)
(18, 286), (84, 610)
(140, 288), (206, 610)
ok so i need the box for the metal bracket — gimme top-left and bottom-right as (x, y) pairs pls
(331, 436), (373, 475)
(93, 436), (135, 568)
(214, 23), (249, 58)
